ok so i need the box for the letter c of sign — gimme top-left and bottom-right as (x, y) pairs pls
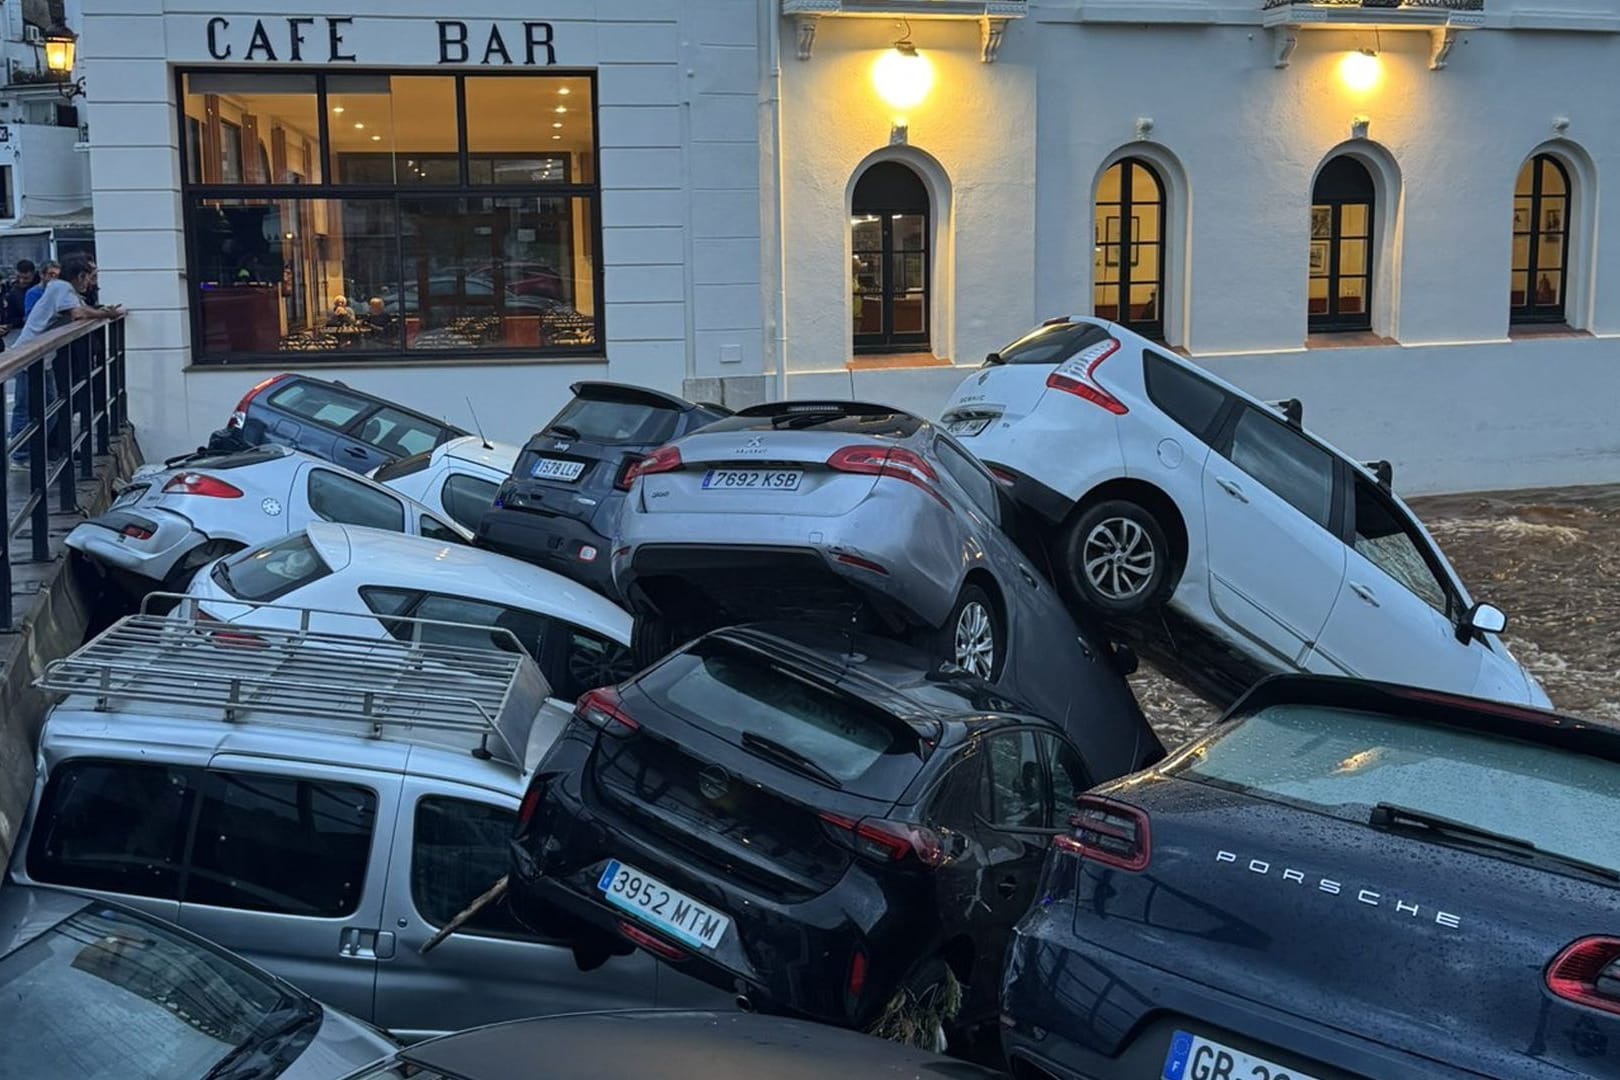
(207, 17), (231, 59)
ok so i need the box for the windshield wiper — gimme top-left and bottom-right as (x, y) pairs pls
(740, 731), (841, 789)
(202, 1002), (320, 1080)
(547, 424), (581, 440)
(1369, 802), (1620, 882)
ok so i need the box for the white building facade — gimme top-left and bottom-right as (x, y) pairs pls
(85, 0), (1620, 494)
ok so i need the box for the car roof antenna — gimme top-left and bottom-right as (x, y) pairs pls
(466, 397), (493, 450)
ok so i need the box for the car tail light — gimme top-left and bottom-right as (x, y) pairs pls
(820, 812), (945, 867)
(228, 373), (290, 430)
(847, 947), (869, 1001)
(195, 610), (265, 649)
(622, 445), (681, 485)
(1046, 337), (1127, 415)
(162, 472), (244, 499)
(826, 445), (946, 506)
(120, 523), (154, 541)
(618, 920), (687, 962)
(1547, 937), (1620, 1016)
(517, 783), (543, 828)
(835, 553), (889, 576)
(1053, 796), (1151, 871)
(613, 453), (648, 491)
(575, 686), (639, 736)
(987, 465), (1017, 488)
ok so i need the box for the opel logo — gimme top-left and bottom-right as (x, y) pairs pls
(698, 764), (731, 801)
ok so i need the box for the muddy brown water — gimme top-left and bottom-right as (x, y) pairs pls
(1133, 484), (1620, 749)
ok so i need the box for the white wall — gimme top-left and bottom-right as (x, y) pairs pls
(82, 0), (766, 461)
(16, 125), (92, 217)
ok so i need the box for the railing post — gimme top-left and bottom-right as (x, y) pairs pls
(75, 334), (93, 481)
(92, 323), (109, 455)
(54, 348), (76, 514)
(1, 374), (10, 630)
(27, 358), (49, 561)
(112, 318), (126, 432)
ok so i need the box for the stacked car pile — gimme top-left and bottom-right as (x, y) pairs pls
(33, 319), (1614, 1080)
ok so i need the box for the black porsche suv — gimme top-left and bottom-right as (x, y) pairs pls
(508, 623), (1152, 1051)
(476, 382), (729, 598)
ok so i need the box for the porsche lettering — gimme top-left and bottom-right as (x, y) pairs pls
(1216, 850), (1462, 930)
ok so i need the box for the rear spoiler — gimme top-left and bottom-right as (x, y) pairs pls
(735, 400), (913, 420)
(570, 380), (709, 413)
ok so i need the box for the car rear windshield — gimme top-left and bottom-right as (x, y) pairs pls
(548, 395), (681, 446)
(993, 322), (1113, 366)
(1176, 704), (1620, 875)
(266, 379), (373, 430)
(0, 904), (302, 1080)
(648, 643), (923, 793)
(174, 448), (288, 471)
(212, 532), (332, 602)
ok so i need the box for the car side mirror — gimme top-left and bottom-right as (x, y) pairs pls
(1464, 602), (1507, 639)
(984, 352), (1003, 367)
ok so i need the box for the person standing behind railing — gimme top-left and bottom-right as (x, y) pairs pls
(23, 261), (61, 319)
(7, 255), (123, 470)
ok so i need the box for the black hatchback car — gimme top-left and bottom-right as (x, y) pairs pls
(510, 624), (1120, 1052)
(477, 382), (729, 597)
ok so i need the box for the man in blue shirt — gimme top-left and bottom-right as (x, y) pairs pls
(23, 261), (60, 319)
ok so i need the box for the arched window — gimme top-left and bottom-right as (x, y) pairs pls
(1309, 157), (1375, 333)
(1512, 154), (1571, 324)
(1093, 158), (1164, 340)
(851, 161), (930, 354)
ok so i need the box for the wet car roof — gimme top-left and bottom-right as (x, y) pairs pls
(0, 885), (85, 957)
(400, 1010), (999, 1079)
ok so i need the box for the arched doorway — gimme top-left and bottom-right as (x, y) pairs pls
(1093, 157), (1165, 340)
(1309, 156), (1375, 333)
(851, 161), (930, 354)
(1512, 154), (1571, 324)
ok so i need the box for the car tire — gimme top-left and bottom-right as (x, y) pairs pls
(937, 584), (1004, 682)
(1063, 500), (1171, 617)
(869, 955), (960, 1054)
(629, 615), (683, 669)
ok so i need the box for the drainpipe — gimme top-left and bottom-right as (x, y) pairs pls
(761, 0), (789, 400)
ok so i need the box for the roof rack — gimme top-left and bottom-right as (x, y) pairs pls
(1363, 459), (1394, 490)
(1267, 398), (1304, 427)
(37, 596), (552, 771)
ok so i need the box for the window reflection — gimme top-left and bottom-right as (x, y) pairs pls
(183, 73), (321, 184)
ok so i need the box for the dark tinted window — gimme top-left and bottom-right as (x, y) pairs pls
(1143, 350), (1229, 440)
(440, 474), (499, 530)
(0, 905), (290, 1080)
(188, 773), (376, 917)
(1228, 407), (1335, 528)
(356, 407), (443, 459)
(27, 762), (195, 901)
(307, 468), (406, 531)
(550, 396), (680, 446)
(923, 751), (989, 832)
(412, 798), (533, 937)
(419, 514), (464, 544)
(986, 730), (1046, 829)
(372, 450), (433, 483)
(267, 380), (372, 430)
(212, 532), (332, 601)
(934, 437), (1000, 524)
(1044, 734), (1092, 825)
(1351, 479), (1450, 614)
(993, 322), (1112, 366)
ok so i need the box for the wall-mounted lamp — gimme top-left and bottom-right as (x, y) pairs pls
(42, 24), (85, 101)
(872, 22), (935, 117)
(1339, 48), (1381, 94)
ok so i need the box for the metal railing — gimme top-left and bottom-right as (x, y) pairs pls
(0, 315), (127, 628)
(1262, 0), (1483, 9)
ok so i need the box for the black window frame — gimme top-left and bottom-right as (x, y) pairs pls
(1309, 157), (1375, 334)
(851, 161), (931, 355)
(177, 67), (605, 367)
(1511, 153), (1572, 326)
(1093, 157), (1166, 341)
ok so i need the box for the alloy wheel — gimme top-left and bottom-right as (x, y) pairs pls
(1082, 516), (1157, 601)
(953, 601), (996, 679)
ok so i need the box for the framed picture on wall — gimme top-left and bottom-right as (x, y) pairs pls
(1101, 216), (1144, 268)
(1545, 207), (1562, 231)
(1309, 241), (1330, 275)
(1311, 207), (1331, 240)
(1513, 207), (1528, 231)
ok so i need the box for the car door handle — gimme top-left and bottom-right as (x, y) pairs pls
(997, 875), (1019, 899)
(1018, 567), (1039, 589)
(1349, 581), (1380, 607)
(1215, 477), (1249, 503)
(338, 927), (393, 959)
(344, 446), (368, 458)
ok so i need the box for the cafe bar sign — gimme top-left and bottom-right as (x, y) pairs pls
(202, 17), (558, 65)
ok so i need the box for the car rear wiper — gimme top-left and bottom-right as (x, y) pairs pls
(1369, 802), (1620, 882)
(739, 731), (842, 789)
(547, 424), (581, 440)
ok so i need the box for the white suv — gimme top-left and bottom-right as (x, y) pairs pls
(942, 316), (1549, 708)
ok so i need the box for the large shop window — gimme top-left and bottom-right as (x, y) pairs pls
(181, 71), (600, 364)
(1511, 154), (1571, 325)
(1308, 157), (1375, 334)
(1093, 158), (1165, 341)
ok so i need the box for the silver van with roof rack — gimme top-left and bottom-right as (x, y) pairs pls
(6, 600), (719, 1041)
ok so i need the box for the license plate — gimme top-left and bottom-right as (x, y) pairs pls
(596, 859), (730, 951)
(701, 469), (802, 491)
(112, 484), (148, 509)
(531, 457), (585, 482)
(1162, 1031), (1322, 1080)
(947, 417), (990, 436)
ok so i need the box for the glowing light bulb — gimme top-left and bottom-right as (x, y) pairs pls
(872, 44), (935, 113)
(1339, 50), (1382, 93)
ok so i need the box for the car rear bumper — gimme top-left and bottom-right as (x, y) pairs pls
(477, 507), (616, 597)
(509, 748), (936, 1028)
(1003, 919), (1497, 1080)
(64, 506), (201, 585)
